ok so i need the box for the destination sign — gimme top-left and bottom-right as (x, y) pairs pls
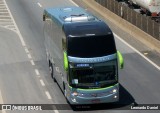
(76, 64), (90, 67)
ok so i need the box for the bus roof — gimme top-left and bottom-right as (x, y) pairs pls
(63, 21), (112, 37)
(43, 6), (100, 26)
(44, 6), (112, 36)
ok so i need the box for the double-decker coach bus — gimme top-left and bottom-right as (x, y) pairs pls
(43, 6), (124, 104)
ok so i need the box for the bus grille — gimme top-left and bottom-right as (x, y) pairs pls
(78, 91), (112, 98)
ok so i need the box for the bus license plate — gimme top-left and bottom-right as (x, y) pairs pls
(91, 99), (100, 103)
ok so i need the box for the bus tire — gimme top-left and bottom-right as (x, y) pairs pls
(48, 59), (51, 67)
(49, 61), (56, 82)
(63, 83), (66, 96)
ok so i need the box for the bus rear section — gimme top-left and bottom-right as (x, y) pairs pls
(43, 6), (124, 105)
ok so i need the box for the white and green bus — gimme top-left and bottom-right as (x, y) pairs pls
(43, 6), (124, 104)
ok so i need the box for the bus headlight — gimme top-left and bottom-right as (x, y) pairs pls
(114, 95), (117, 99)
(72, 92), (78, 96)
(112, 89), (117, 93)
(71, 98), (77, 102)
(109, 89), (117, 94)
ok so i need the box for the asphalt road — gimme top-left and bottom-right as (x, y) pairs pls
(0, 0), (159, 113)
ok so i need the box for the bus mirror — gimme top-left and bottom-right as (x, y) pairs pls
(63, 52), (68, 71)
(117, 51), (124, 69)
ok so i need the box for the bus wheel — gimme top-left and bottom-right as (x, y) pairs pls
(49, 61), (56, 82)
(63, 83), (67, 97)
(48, 59), (51, 67)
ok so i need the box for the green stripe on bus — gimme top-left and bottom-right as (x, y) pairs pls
(63, 51), (68, 71)
(117, 51), (124, 69)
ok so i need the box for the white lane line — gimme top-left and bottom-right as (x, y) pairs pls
(24, 48), (29, 53)
(0, 4), (6, 9)
(0, 18), (11, 20)
(0, 12), (9, 14)
(37, 2), (42, 7)
(27, 54), (32, 59)
(114, 33), (160, 71)
(40, 79), (45, 86)
(30, 60), (35, 65)
(0, 14), (11, 16)
(54, 110), (59, 113)
(0, 90), (6, 113)
(45, 91), (52, 99)
(69, 0), (79, 7)
(0, 10), (8, 12)
(144, 53), (148, 55)
(5, 25), (15, 27)
(3, 0), (26, 46)
(35, 69), (40, 75)
(0, 21), (13, 23)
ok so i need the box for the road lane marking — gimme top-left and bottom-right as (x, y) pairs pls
(54, 110), (59, 113)
(3, 0), (26, 46)
(5, 25), (14, 27)
(0, 12), (9, 14)
(114, 33), (160, 71)
(144, 53), (148, 55)
(37, 2), (42, 7)
(30, 60), (35, 65)
(69, 0), (79, 7)
(24, 48), (29, 53)
(35, 69), (40, 75)
(45, 91), (52, 99)
(40, 79), (45, 86)
(27, 53), (32, 59)
(0, 18), (11, 20)
(0, 16), (11, 18)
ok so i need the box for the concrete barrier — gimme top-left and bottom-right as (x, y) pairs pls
(82, 0), (160, 53)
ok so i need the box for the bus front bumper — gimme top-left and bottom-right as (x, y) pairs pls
(68, 91), (119, 105)
(68, 87), (119, 104)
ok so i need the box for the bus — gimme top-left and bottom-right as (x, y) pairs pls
(43, 6), (124, 105)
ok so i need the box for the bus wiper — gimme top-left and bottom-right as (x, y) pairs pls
(103, 80), (117, 84)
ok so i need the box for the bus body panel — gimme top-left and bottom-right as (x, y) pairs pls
(43, 6), (120, 105)
(44, 15), (67, 91)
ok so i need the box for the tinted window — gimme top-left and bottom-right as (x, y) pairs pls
(69, 60), (117, 89)
(67, 35), (116, 57)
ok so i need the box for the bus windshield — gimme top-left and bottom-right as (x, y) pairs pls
(70, 60), (117, 89)
(67, 35), (116, 58)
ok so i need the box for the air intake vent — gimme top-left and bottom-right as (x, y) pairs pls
(61, 8), (72, 12)
(62, 15), (96, 22)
